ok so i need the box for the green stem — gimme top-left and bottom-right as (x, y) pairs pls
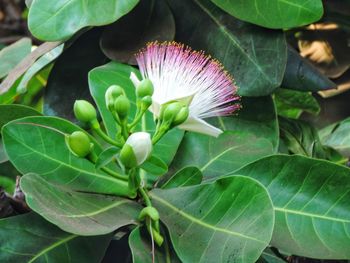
(129, 110), (146, 130)
(101, 167), (128, 181)
(120, 119), (129, 141)
(139, 187), (152, 207)
(92, 126), (123, 147)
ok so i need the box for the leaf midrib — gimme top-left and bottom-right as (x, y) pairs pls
(275, 207), (350, 224)
(151, 193), (266, 244)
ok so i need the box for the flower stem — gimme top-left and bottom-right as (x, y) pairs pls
(101, 167), (128, 181)
(139, 187), (152, 207)
(92, 126), (123, 147)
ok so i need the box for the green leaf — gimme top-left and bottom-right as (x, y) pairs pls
(21, 173), (141, 235)
(160, 166), (202, 189)
(0, 104), (41, 130)
(95, 146), (119, 169)
(0, 175), (15, 193)
(260, 248), (286, 263)
(129, 226), (181, 263)
(281, 47), (336, 92)
(320, 117), (350, 157)
(141, 155), (168, 176)
(151, 175), (274, 263)
(16, 44), (64, 94)
(101, 0), (175, 65)
(279, 117), (328, 159)
(0, 212), (112, 262)
(274, 88), (320, 119)
(44, 29), (107, 121)
(210, 0), (323, 29)
(2, 116), (131, 196)
(28, 0), (139, 41)
(170, 131), (274, 180)
(88, 61), (183, 166)
(209, 96), (279, 151)
(235, 154), (350, 259)
(0, 38), (31, 79)
(168, 0), (287, 97)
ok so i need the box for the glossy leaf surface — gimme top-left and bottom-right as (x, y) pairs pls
(151, 175), (274, 263)
(0, 213), (112, 262)
(210, 0), (323, 29)
(21, 173), (141, 235)
(235, 155), (350, 259)
(28, 0), (139, 41)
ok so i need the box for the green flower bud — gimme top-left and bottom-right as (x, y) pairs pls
(172, 106), (189, 127)
(119, 132), (152, 168)
(65, 131), (93, 158)
(119, 144), (138, 168)
(114, 95), (130, 120)
(105, 85), (124, 111)
(140, 95), (152, 110)
(73, 100), (97, 123)
(136, 79), (154, 98)
(160, 102), (182, 123)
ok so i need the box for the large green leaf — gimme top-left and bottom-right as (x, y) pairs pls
(274, 88), (320, 119)
(170, 131), (274, 180)
(0, 104), (41, 130)
(209, 96), (279, 151)
(320, 117), (350, 157)
(281, 47), (336, 92)
(100, 0), (175, 65)
(235, 155), (350, 259)
(210, 0), (323, 29)
(151, 175), (274, 263)
(129, 226), (181, 263)
(160, 166), (202, 189)
(279, 117), (328, 159)
(88, 62), (183, 166)
(44, 28), (107, 121)
(28, 0), (139, 41)
(2, 116), (132, 196)
(0, 38), (31, 79)
(21, 173), (141, 235)
(168, 0), (287, 97)
(0, 212), (112, 262)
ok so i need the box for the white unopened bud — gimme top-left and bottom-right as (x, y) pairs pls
(120, 132), (152, 168)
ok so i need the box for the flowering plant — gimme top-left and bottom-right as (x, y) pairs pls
(1, 0), (350, 263)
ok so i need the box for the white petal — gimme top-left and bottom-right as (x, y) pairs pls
(178, 116), (223, 137)
(126, 132), (152, 165)
(130, 72), (141, 88)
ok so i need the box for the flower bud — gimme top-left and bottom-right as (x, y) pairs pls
(65, 131), (93, 158)
(114, 95), (130, 120)
(172, 106), (189, 127)
(136, 79), (154, 98)
(140, 95), (152, 110)
(119, 132), (152, 168)
(74, 100), (97, 123)
(160, 102), (182, 124)
(105, 85), (124, 111)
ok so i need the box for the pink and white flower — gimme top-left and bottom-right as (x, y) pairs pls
(130, 42), (240, 137)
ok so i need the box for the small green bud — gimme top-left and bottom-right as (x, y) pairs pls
(172, 106), (189, 127)
(114, 95), (130, 120)
(141, 95), (152, 110)
(74, 100), (97, 123)
(65, 131), (93, 158)
(161, 102), (182, 123)
(136, 79), (154, 98)
(120, 144), (138, 168)
(119, 132), (152, 168)
(105, 85), (124, 111)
